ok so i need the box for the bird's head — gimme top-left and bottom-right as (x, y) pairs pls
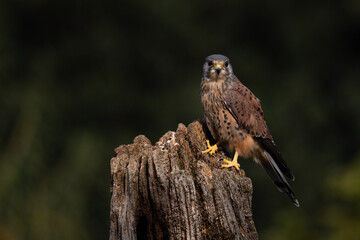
(202, 54), (233, 81)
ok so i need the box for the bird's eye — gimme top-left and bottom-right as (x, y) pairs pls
(224, 61), (229, 67)
(207, 61), (213, 67)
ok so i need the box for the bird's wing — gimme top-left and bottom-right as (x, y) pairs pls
(223, 80), (270, 138)
(223, 79), (295, 181)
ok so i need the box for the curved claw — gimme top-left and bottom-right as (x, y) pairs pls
(202, 140), (218, 155)
(222, 159), (240, 170)
(221, 151), (240, 170)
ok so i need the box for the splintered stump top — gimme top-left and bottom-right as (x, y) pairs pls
(109, 120), (258, 240)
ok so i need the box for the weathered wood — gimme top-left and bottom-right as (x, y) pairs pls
(109, 120), (258, 240)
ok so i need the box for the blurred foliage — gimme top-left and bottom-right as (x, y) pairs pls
(0, 0), (359, 239)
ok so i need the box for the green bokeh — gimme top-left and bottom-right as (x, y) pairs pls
(0, 0), (359, 239)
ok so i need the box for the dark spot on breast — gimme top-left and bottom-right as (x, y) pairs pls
(226, 126), (230, 129)
(227, 131), (231, 135)
(257, 108), (260, 111)
(245, 89), (248, 92)
(244, 93), (247, 96)
(250, 97), (252, 100)
(241, 114), (244, 117)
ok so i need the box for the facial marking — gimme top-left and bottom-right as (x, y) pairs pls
(208, 60), (227, 78)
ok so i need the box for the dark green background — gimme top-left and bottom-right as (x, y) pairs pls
(1, 0), (359, 239)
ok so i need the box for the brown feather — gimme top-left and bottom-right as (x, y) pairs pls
(200, 54), (299, 206)
(224, 80), (271, 139)
(224, 79), (295, 180)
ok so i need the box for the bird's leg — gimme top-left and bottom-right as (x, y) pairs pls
(222, 151), (240, 170)
(202, 140), (219, 155)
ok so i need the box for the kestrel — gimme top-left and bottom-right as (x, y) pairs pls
(200, 54), (299, 207)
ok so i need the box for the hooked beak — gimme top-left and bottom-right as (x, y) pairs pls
(215, 65), (222, 75)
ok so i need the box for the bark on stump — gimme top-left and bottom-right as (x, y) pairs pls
(109, 120), (258, 240)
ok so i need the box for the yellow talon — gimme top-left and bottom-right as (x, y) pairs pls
(222, 151), (240, 170)
(202, 140), (218, 155)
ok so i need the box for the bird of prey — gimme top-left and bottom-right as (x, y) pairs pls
(200, 54), (299, 207)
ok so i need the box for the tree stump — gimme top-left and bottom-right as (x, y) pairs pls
(109, 120), (258, 240)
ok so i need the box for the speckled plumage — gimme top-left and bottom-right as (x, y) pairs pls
(200, 54), (299, 207)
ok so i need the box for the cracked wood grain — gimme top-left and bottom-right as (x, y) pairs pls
(109, 120), (258, 240)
